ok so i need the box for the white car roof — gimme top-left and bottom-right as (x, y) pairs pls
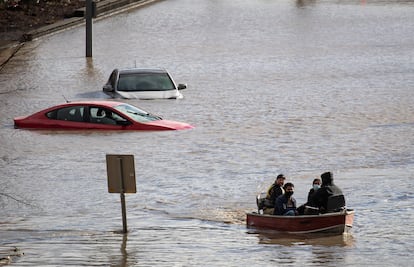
(117, 68), (168, 75)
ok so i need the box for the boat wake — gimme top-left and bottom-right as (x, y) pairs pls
(171, 208), (247, 226)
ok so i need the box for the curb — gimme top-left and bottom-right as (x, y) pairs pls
(22, 0), (162, 41)
(0, 0), (162, 68)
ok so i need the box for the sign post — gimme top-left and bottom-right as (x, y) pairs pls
(106, 154), (136, 233)
(85, 0), (94, 57)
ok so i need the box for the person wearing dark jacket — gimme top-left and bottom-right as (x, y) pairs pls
(297, 178), (321, 215)
(307, 178), (321, 203)
(274, 182), (297, 216)
(309, 172), (345, 213)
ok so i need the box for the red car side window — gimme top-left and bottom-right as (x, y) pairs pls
(48, 106), (84, 122)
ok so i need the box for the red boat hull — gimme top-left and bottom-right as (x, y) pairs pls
(246, 209), (354, 234)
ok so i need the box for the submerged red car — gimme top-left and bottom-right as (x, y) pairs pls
(14, 101), (193, 131)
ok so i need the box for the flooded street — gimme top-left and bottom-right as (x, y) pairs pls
(1, 0), (414, 266)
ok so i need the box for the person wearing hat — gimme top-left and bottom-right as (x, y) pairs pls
(309, 171), (345, 213)
(262, 174), (286, 214)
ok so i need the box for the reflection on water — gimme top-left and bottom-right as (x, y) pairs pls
(112, 233), (127, 267)
(249, 229), (355, 247)
(247, 230), (355, 266)
(244, 230), (356, 266)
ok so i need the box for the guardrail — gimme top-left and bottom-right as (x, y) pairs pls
(22, 0), (162, 41)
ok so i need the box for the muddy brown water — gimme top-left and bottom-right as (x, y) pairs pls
(1, 0), (414, 266)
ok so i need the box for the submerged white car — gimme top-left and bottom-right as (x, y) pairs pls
(103, 68), (187, 99)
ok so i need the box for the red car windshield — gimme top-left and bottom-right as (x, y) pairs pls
(114, 104), (161, 122)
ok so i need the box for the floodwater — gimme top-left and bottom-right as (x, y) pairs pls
(1, 0), (414, 266)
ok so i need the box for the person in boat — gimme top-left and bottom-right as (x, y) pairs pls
(262, 174), (286, 214)
(307, 178), (321, 203)
(297, 178), (321, 215)
(274, 182), (297, 216)
(308, 171), (345, 213)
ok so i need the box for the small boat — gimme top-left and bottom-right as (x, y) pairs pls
(247, 192), (354, 234)
(246, 209), (355, 234)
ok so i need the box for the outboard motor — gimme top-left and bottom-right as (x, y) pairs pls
(256, 192), (267, 214)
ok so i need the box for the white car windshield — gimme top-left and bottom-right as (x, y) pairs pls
(117, 73), (175, 91)
(114, 104), (161, 122)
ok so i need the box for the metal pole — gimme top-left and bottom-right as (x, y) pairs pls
(85, 0), (93, 57)
(119, 158), (128, 233)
